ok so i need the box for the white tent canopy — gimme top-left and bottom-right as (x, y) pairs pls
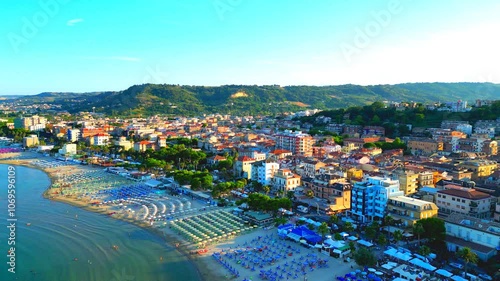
(384, 248), (412, 261)
(409, 258), (436, 271)
(323, 239), (345, 248)
(357, 239), (374, 247)
(435, 269), (453, 278)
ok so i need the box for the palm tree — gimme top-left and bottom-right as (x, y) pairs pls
(329, 214), (339, 224)
(384, 215), (394, 227)
(344, 222), (354, 232)
(456, 247), (478, 276)
(318, 222), (329, 239)
(418, 245), (431, 257)
(393, 230), (403, 245)
(377, 234), (388, 246)
(413, 222), (425, 245)
(263, 185), (270, 195)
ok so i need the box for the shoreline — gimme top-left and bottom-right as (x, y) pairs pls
(0, 153), (221, 281)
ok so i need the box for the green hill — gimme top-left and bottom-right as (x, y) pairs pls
(7, 82), (500, 116)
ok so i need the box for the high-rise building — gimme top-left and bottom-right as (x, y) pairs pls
(274, 130), (313, 156)
(14, 115), (47, 131)
(350, 176), (403, 223)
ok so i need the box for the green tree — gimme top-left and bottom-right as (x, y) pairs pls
(334, 233), (342, 241)
(348, 241), (356, 253)
(418, 245), (431, 257)
(354, 247), (376, 267)
(329, 214), (339, 224)
(413, 222), (425, 245)
(365, 226), (377, 241)
(318, 222), (329, 238)
(456, 247), (478, 277)
(418, 217), (445, 242)
(377, 234), (388, 246)
(383, 215), (394, 227)
(274, 217), (287, 227)
(344, 222), (354, 232)
(393, 230), (403, 245)
(263, 185), (271, 195)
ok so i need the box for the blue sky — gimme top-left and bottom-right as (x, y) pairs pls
(1, 0), (500, 95)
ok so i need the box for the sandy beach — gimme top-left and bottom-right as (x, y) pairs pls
(0, 151), (360, 281)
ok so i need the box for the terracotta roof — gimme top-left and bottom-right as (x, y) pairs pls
(438, 188), (490, 200)
(237, 156), (255, 162)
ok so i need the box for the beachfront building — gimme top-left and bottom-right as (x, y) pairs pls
(350, 176), (404, 223)
(387, 196), (438, 227)
(274, 130), (314, 156)
(58, 143), (77, 156)
(436, 187), (495, 219)
(23, 134), (39, 147)
(444, 213), (500, 261)
(272, 168), (301, 193)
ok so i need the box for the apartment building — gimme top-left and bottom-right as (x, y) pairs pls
(252, 159), (280, 186)
(301, 159), (325, 178)
(92, 133), (111, 146)
(459, 160), (497, 180)
(394, 170), (419, 195)
(387, 196), (438, 227)
(350, 176), (404, 223)
(418, 171), (434, 187)
(272, 168), (301, 193)
(14, 115), (47, 131)
(67, 128), (81, 142)
(274, 130), (313, 156)
(436, 187), (494, 219)
(234, 156), (256, 179)
(407, 138), (443, 156)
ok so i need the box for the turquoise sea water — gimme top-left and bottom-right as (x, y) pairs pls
(0, 164), (201, 281)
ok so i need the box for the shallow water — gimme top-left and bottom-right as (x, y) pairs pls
(0, 164), (201, 281)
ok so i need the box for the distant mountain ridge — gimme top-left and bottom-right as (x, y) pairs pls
(4, 82), (500, 116)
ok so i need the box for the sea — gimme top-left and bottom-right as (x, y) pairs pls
(0, 164), (202, 281)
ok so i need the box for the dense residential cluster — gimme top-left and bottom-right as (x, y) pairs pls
(1, 100), (499, 279)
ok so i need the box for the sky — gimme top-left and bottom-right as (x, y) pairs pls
(1, 0), (500, 95)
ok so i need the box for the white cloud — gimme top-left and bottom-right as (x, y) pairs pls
(67, 18), (84, 26)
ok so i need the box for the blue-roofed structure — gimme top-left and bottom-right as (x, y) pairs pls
(290, 225), (322, 244)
